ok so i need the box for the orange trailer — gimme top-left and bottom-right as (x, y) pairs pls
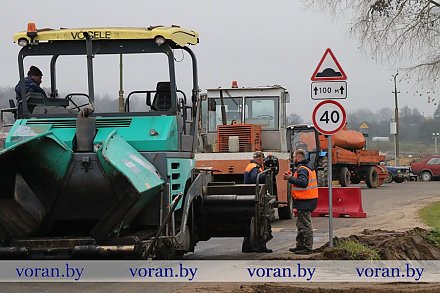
(291, 125), (386, 188)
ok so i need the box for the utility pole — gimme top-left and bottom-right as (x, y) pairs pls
(392, 72), (400, 166)
(433, 133), (440, 154)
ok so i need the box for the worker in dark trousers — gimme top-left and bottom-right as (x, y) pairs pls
(242, 151), (272, 253)
(283, 149), (318, 255)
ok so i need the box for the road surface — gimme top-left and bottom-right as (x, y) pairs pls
(184, 181), (440, 260)
(3, 181), (440, 293)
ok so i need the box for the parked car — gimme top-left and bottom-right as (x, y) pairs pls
(384, 166), (411, 183)
(410, 155), (440, 182)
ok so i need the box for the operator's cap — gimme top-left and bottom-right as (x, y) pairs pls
(294, 149), (306, 157)
(28, 66), (43, 76)
(253, 151), (265, 158)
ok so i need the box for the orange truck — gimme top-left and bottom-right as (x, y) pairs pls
(288, 125), (387, 188)
(195, 85), (294, 219)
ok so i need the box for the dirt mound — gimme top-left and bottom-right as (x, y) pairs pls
(317, 228), (440, 260)
(320, 245), (377, 260)
(234, 284), (440, 293)
(236, 285), (339, 293)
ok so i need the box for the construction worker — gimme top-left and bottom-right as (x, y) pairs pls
(283, 149), (318, 255)
(244, 151), (266, 184)
(242, 151), (272, 253)
(15, 66), (46, 100)
(15, 66), (47, 117)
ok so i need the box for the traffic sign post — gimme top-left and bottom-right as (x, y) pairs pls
(359, 122), (369, 148)
(327, 134), (333, 247)
(312, 100), (346, 248)
(311, 48), (348, 248)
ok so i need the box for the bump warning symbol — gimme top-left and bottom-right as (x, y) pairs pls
(311, 48), (347, 81)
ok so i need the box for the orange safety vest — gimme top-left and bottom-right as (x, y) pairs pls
(245, 162), (264, 173)
(290, 166), (318, 200)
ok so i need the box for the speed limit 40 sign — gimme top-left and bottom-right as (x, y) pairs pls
(312, 100), (346, 135)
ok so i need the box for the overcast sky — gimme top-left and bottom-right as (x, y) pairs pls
(0, 0), (437, 121)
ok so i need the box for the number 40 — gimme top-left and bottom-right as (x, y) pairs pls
(320, 110), (340, 123)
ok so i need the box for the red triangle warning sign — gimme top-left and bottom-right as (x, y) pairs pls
(311, 48), (347, 81)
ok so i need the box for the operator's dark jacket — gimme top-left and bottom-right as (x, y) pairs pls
(244, 160), (266, 184)
(288, 159), (318, 211)
(15, 76), (47, 101)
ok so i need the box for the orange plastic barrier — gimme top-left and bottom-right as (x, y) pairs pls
(294, 187), (366, 218)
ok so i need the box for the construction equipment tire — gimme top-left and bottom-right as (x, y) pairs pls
(338, 167), (350, 187)
(384, 172), (394, 184)
(366, 166), (379, 188)
(317, 156), (328, 187)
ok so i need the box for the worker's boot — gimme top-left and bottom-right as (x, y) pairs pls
(294, 248), (313, 255)
(289, 246), (305, 253)
(256, 246), (272, 253)
(242, 237), (254, 253)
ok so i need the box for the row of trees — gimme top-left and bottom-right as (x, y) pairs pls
(346, 107), (439, 144)
(287, 106), (439, 144)
(1, 85), (437, 145)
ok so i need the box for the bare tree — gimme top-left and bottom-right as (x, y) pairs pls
(287, 113), (303, 125)
(305, 0), (440, 79)
(378, 107), (393, 121)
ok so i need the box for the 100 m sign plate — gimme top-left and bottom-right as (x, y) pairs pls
(311, 81), (347, 100)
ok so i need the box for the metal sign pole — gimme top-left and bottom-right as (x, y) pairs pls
(328, 135), (333, 248)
